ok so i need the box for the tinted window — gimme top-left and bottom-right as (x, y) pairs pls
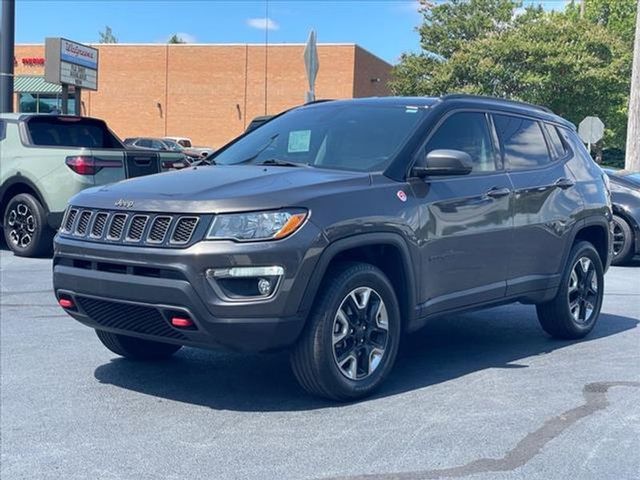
(137, 139), (152, 148)
(544, 124), (567, 159)
(151, 140), (166, 150)
(214, 104), (426, 172)
(424, 112), (496, 172)
(26, 117), (123, 148)
(493, 115), (551, 169)
(0, 120), (6, 142)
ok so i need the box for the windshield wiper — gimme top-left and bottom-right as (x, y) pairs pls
(259, 158), (304, 167)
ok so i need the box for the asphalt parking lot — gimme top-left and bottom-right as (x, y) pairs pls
(1, 245), (639, 480)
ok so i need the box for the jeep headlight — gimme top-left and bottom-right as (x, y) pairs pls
(206, 210), (307, 241)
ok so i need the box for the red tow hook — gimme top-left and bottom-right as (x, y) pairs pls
(171, 317), (194, 328)
(58, 298), (75, 309)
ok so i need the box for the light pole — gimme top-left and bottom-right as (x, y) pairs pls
(0, 0), (16, 113)
(625, 2), (640, 171)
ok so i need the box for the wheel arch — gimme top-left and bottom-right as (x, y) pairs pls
(299, 233), (417, 332)
(569, 218), (611, 271)
(0, 176), (50, 220)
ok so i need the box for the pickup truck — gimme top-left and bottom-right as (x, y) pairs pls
(163, 136), (214, 157)
(0, 114), (187, 257)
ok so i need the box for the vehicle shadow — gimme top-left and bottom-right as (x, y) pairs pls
(93, 306), (638, 412)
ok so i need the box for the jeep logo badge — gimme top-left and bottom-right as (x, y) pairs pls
(114, 199), (134, 209)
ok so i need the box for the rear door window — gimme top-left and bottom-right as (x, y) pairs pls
(493, 114), (551, 169)
(26, 116), (123, 148)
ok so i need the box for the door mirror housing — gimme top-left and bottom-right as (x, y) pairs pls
(411, 149), (473, 177)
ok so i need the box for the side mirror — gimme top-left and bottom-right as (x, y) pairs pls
(411, 149), (473, 177)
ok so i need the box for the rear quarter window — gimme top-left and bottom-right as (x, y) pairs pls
(543, 123), (567, 159)
(26, 116), (123, 148)
(0, 120), (6, 142)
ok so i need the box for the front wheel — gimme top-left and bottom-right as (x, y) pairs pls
(290, 262), (401, 401)
(536, 241), (604, 339)
(95, 330), (182, 360)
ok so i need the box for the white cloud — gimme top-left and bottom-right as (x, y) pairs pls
(246, 17), (280, 31)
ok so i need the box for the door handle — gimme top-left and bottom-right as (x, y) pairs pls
(485, 187), (511, 198)
(554, 178), (575, 190)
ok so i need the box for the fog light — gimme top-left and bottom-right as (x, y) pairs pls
(207, 266), (284, 278)
(257, 278), (272, 296)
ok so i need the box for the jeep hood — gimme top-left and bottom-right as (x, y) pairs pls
(70, 165), (371, 213)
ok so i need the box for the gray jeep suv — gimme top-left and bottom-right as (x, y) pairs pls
(53, 95), (612, 400)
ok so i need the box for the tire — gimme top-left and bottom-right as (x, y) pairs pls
(95, 330), (182, 360)
(2, 193), (54, 257)
(290, 262), (401, 401)
(611, 214), (634, 266)
(536, 241), (604, 340)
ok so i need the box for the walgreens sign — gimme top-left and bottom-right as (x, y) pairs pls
(60, 39), (98, 70)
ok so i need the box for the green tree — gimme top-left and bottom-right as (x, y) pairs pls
(98, 26), (117, 43)
(390, 0), (635, 149)
(566, 0), (637, 43)
(167, 34), (186, 44)
(417, 0), (520, 59)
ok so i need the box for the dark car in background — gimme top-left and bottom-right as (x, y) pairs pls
(605, 169), (640, 265)
(124, 137), (201, 161)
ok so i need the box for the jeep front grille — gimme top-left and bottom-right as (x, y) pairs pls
(60, 208), (202, 248)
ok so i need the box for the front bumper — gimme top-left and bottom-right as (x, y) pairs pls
(53, 224), (328, 352)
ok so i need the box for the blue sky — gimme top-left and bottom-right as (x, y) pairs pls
(15, 0), (571, 64)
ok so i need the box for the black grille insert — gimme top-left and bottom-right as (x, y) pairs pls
(75, 211), (92, 236)
(91, 213), (108, 238)
(64, 209), (78, 232)
(148, 216), (172, 243)
(76, 296), (187, 340)
(108, 214), (127, 240)
(126, 215), (148, 242)
(171, 217), (199, 244)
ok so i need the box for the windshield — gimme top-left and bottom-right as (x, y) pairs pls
(213, 104), (426, 172)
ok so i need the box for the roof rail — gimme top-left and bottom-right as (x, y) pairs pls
(440, 94), (553, 114)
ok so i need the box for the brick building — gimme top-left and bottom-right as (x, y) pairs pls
(13, 43), (392, 148)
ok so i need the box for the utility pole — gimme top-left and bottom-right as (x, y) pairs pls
(625, 2), (640, 171)
(0, 0), (16, 113)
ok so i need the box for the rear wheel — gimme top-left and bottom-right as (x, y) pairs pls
(536, 241), (604, 339)
(3, 193), (54, 257)
(95, 330), (182, 360)
(290, 262), (401, 401)
(611, 214), (634, 266)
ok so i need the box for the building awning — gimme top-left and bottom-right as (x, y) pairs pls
(14, 75), (62, 94)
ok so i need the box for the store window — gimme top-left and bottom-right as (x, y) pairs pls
(18, 93), (75, 114)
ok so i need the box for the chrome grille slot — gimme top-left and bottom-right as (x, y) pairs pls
(126, 215), (149, 242)
(90, 213), (109, 238)
(171, 217), (199, 244)
(147, 216), (172, 243)
(63, 208), (78, 232)
(75, 211), (92, 236)
(107, 214), (128, 240)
